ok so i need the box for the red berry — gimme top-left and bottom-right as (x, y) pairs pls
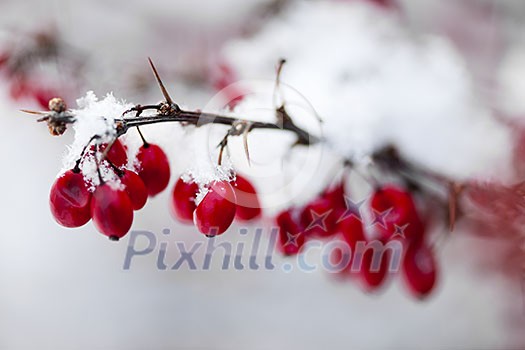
(402, 241), (437, 299)
(103, 139), (128, 168)
(328, 237), (353, 277)
(276, 209), (306, 256)
(91, 184), (134, 240)
(194, 181), (237, 236)
(370, 186), (424, 241)
(120, 170), (148, 210)
(338, 215), (365, 251)
(330, 216), (366, 277)
(90, 139), (128, 168)
(171, 177), (199, 224)
(51, 170), (91, 207)
(322, 179), (346, 210)
(358, 242), (390, 291)
(301, 197), (337, 238)
(136, 143), (171, 197)
(49, 170), (91, 228)
(232, 174), (262, 221)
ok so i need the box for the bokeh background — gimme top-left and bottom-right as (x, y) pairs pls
(1, 0), (525, 349)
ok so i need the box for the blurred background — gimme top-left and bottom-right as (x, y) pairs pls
(1, 0), (525, 349)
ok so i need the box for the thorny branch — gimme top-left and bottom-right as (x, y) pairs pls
(25, 58), (462, 230)
(27, 58), (320, 147)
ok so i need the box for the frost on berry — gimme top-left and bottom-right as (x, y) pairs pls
(61, 92), (133, 186)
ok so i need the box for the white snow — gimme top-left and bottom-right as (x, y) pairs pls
(60, 92), (132, 188)
(498, 44), (525, 119)
(0, 0), (524, 349)
(223, 1), (513, 185)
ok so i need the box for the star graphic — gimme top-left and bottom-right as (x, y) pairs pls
(392, 223), (409, 238)
(369, 208), (392, 229)
(284, 231), (301, 247)
(337, 195), (365, 223)
(304, 208), (332, 233)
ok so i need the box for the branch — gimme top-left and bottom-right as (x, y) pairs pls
(117, 106), (319, 146)
(27, 59), (320, 147)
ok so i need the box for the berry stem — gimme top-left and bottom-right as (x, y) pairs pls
(217, 136), (228, 166)
(106, 158), (125, 178)
(136, 126), (149, 148)
(73, 134), (101, 173)
(94, 145), (105, 185)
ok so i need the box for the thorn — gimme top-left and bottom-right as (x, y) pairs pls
(276, 58), (286, 78)
(273, 59), (287, 109)
(243, 127), (251, 166)
(448, 182), (462, 232)
(148, 57), (174, 105)
(217, 135), (229, 166)
(20, 109), (46, 116)
(136, 126), (149, 147)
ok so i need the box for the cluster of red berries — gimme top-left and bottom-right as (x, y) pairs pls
(50, 137), (263, 239)
(275, 181), (438, 299)
(171, 173), (262, 236)
(50, 139), (170, 240)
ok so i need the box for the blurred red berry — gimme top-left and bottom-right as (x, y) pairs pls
(338, 215), (365, 251)
(276, 209), (306, 256)
(301, 197), (338, 238)
(402, 241), (437, 299)
(322, 179), (346, 210)
(329, 216), (368, 278)
(371, 185), (424, 241)
(328, 237), (353, 278)
(136, 143), (171, 197)
(32, 86), (58, 110)
(194, 181), (237, 236)
(358, 242), (390, 291)
(9, 78), (30, 100)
